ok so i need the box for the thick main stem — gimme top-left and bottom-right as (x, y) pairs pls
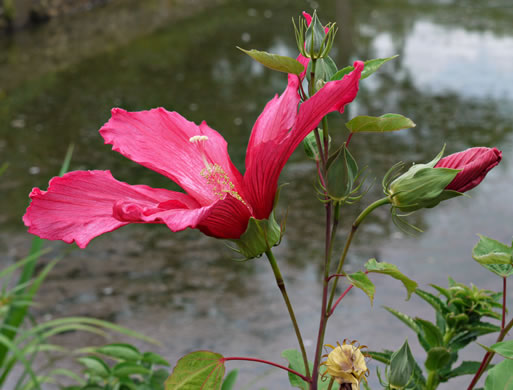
(265, 250), (311, 380)
(467, 277), (511, 390)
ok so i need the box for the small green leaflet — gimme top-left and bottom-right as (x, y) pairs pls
(347, 271), (375, 305)
(166, 351), (225, 390)
(346, 114), (415, 134)
(365, 259), (417, 300)
(472, 235), (513, 270)
(480, 340), (513, 360)
(237, 47), (304, 75)
(331, 55), (398, 81)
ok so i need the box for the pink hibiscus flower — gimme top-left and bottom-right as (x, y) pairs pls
(23, 62), (364, 249)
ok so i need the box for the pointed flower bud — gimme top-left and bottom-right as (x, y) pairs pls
(321, 340), (369, 390)
(326, 144), (359, 203)
(384, 146), (502, 213)
(294, 11), (337, 60)
(384, 147), (459, 213)
(434, 147), (502, 193)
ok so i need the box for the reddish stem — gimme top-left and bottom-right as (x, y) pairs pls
(222, 357), (311, 383)
(346, 132), (354, 146)
(502, 276), (507, 330)
(329, 285), (354, 317)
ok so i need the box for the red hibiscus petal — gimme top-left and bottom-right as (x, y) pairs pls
(435, 147), (502, 192)
(99, 108), (244, 206)
(23, 170), (200, 248)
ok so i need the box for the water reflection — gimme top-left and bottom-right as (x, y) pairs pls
(1, 0), (513, 388)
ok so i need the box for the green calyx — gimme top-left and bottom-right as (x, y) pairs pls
(294, 11), (337, 60)
(230, 213), (281, 259)
(384, 146), (462, 212)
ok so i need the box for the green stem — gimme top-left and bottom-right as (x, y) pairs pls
(322, 117), (329, 163)
(327, 197), (390, 312)
(265, 250), (311, 379)
(426, 370), (438, 390)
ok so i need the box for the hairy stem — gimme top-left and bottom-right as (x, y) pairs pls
(265, 249), (311, 379)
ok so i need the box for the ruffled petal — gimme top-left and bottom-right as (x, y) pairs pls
(435, 147), (502, 192)
(99, 108), (244, 206)
(23, 170), (200, 248)
(243, 63), (363, 219)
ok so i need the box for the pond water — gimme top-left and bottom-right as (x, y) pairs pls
(1, 0), (513, 388)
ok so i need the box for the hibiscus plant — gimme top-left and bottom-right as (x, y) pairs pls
(22, 11), (511, 390)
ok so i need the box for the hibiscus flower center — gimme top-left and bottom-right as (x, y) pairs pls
(189, 135), (246, 205)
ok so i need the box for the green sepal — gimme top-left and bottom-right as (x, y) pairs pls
(388, 340), (415, 389)
(386, 146), (463, 212)
(331, 55), (398, 81)
(230, 213), (281, 259)
(237, 47), (304, 75)
(312, 56), (338, 83)
(326, 144), (358, 202)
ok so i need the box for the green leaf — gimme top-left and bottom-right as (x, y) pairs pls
(166, 351), (225, 390)
(425, 347), (451, 371)
(237, 48), (304, 75)
(484, 358), (513, 390)
(77, 357), (110, 378)
(143, 352), (170, 367)
(415, 318), (443, 348)
(281, 349), (329, 390)
(483, 341), (513, 360)
(347, 272), (375, 305)
(281, 349), (310, 390)
(151, 369), (170, 387)
(388, 340), (415, 388)
(365, 350), (392, 364)
(221, 370), (238, 390)
(481, 264), (513, 278)
(383, 307), (421, 334)
(472, 235), (513, 266)
(331, 55), (398, 81)
(112, 362), (151, 377)
(346, 114), (415, 134)
(415, 288), (448, 315)
(443, 361), (485, 379)
(364, 259), (417, 300)
(97, 343), (142, 362)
